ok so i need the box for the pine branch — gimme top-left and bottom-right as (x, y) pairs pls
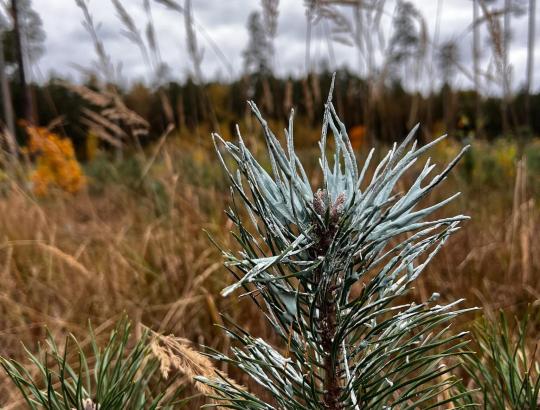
(203, 74), (476, 409)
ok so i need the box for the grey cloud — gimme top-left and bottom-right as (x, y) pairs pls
(33, 0), (539, 93)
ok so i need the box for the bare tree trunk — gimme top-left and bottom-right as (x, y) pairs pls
(11, 0), (33, 123)
(525, 0), (536, 128)
(311, 72), (321, 106)
(0, 28), (16, 148)
(353, 3), (374, 146)
(283, 79), (293, 117)
(305, 7), (313, 74)
(473, 0), (482, 138)
(426, 0), (444, 139)
(302, 77), (314, 124)
(262, 76), (274, 115)
(501, 0), (511, 134)
(177, 92), (186, 132)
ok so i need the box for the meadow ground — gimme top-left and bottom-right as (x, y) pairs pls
(0, 131), (539, 407)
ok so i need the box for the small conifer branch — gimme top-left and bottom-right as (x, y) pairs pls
(203, 74), (475, 409)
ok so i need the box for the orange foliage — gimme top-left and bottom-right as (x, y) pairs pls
(26, 126), (85, 196)
(349, 125), (367, 149)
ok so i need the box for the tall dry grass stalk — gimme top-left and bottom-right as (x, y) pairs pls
(149, 330), (245, 400)
(61, 81), (150, 153)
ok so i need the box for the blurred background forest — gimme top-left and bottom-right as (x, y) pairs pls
(1, 0), (540, 150)
(0, 0), (539, 407)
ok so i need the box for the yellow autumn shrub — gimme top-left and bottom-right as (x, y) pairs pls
(26, 126), (85, 195)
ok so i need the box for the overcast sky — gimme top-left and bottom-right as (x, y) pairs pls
(32, 0), (540, 93)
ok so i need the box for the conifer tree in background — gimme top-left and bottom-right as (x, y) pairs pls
(243, 11), (272, 76)
(199, 76), (475, 408)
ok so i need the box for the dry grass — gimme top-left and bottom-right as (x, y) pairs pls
(0, 137), (276, 406)
(419, 159), (540, 318)
(0, 135), (538, 407)
(149, 330), (246, 400)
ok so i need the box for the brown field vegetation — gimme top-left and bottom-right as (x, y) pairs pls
(0, 131), (538, 406)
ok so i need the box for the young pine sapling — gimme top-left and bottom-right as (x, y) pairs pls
(200, 77), (475, 409)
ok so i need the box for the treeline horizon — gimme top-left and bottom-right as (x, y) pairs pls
(2, 0), (538, 161)
(2, 69), (539, 161)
